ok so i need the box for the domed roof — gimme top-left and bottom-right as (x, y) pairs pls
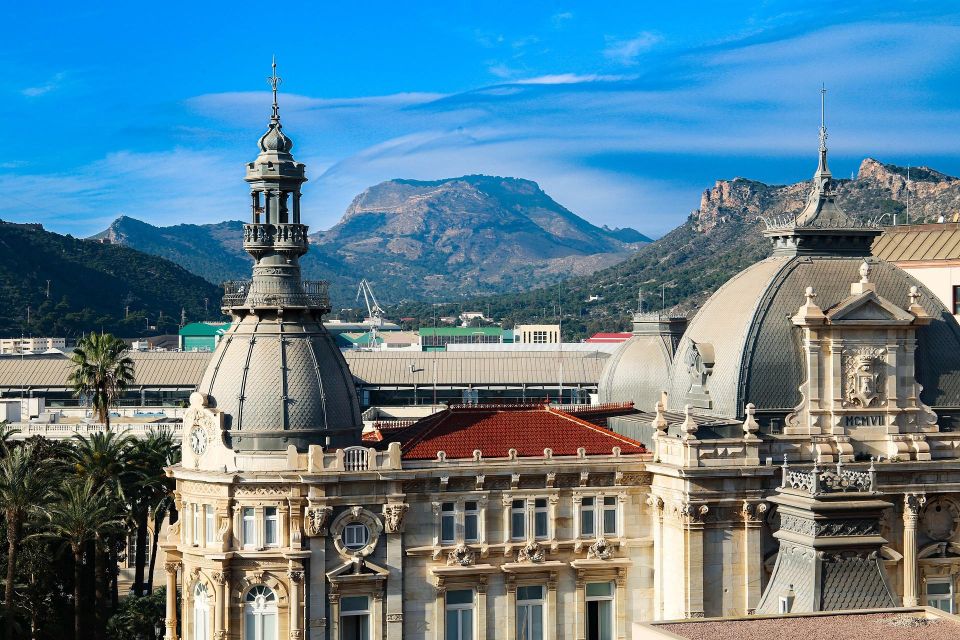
(199, 314), (362, 451)
(663, 255), (960, 420)
(257, 121), (294, 155)
(598, 314), (685, 411)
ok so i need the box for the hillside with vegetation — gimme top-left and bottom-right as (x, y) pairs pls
(390, 158), (960, 339)
(0, 221), (222, 338)
(95, 175), (650, 306)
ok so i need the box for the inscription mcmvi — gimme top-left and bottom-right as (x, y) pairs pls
(844, 415), (885, 427)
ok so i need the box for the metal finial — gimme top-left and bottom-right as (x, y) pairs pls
(819, 84), (828, 154)
(268, 56), (283, 121)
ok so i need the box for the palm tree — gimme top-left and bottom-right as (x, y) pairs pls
(43, 478), (125, 640)
(127, 428), (180, 595)
(65, 431), (137, 635)
(67, 333), (135, 431)
(0, 444), (53, 640)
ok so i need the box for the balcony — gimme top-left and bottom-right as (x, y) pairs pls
(221, 279), (330, 311)
(242, 223), (308, 252)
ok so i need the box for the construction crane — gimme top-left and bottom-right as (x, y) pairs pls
(356, 279), (385, 328)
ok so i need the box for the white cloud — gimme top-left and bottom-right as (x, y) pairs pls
(514, 73), (634, 85)
(552, 11), (574, 27)
(603, 32), (662, 65)
(21, 71), (68, 97)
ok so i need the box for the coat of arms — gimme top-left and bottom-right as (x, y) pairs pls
(844, 351), (885, 408)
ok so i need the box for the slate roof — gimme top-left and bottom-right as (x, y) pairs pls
(872, 223), (960, 262)
(598, 334), (675, 411)
(384, 404), (647, 460)
(667, 256), (960, 420)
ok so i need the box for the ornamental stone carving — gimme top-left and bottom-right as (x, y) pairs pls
(922, 497), (960, 542)
(446, 543), (476, 567)
(382, 503), (409, 534)
(587, 537), (613, 560)
(842, 348), (886, 408)
(304, 506), (333, 537)
(517, 541), (546, 563)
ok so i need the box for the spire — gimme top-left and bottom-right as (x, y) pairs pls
(760, 86), (880, 256)
(817, 84), (830, 178)
(257, 57), (293, 156)
(268, 55), (282, 123)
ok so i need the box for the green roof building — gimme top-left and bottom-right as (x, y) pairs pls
(179, 322), (231, 352)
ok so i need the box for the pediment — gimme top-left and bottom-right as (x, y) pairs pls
(827, 291), (914, 324)
(327, 558), (390, 581)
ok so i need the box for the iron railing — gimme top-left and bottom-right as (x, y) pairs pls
(222, 279), (330, 310)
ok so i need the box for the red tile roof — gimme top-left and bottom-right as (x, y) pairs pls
(388, 404), (646, 460)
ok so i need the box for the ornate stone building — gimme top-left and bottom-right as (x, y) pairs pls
(164, 70), (960, 639)
(161, 67), (655, 640)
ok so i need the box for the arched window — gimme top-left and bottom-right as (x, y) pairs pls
(193, 582), (211, 640)
(244, 585), (278, 640)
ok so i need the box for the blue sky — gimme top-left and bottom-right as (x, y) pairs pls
(2, 1), (960, 238)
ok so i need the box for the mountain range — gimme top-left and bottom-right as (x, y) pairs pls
(395, 158), (960, 337)
(95, 175), (650, 305)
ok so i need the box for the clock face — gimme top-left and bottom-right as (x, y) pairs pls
(190, 427), (207, 456)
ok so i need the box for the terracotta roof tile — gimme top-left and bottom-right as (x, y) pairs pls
(388, 404), (646, 460)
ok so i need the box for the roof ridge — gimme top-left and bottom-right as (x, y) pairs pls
(546, 406), (646, 449)
(399, 407), (456, 453)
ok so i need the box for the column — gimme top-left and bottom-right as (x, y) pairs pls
(683, 505), (707, 618)
(212, 571), (227, 640)
(574, 574), (586, 640)
(384, 505), (406, 640)
(506, 575), (516, 640)
(329, 589), (341, 640)
(616, 568), (627, 640)
(547, 573), (558, 640)
(434, 580), (445, 640)
(646, 496), (664, 620)
(308, 526), (327, 639)
(164, 562), (181, 640)
(289, 569), (304, 640)
(903, 493), (926, 606)
(741, 501), (766, 614)
(477, 576), (489, 640)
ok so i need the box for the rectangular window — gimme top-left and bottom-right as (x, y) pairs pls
(580, 497), (596, 537)
(534, 498), (548, 540)
(192, 504), (201, 546)
(511, 499), (526, 541)
(464, 501), (480, 543)
(205, 505), (215, 546)
(242, 507), (256, 548)
(341, 595), (370, 640)
(265, 507), (279, 547)
(585, 582), (614, 640)
(602, 497), (618, 536)
(927, 578), (955, 613)
(344, 523), (370, 550)
(441, 502), (456, 544)
(516, 585), (544, 640)
(953, 285), (960, 315)
(446, 589), (474, 640)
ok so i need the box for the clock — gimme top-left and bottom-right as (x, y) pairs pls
(190, 426), (208, 456)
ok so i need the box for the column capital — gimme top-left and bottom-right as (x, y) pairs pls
(287, 570), (304, 585)
(211, 571), (227, 586)
(164, 562), (182, 575)
(904, 493), (927, 520)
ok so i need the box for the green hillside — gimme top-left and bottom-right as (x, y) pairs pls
(0, 221), (223, 338)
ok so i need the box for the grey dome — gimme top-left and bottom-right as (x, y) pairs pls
(663, 255), (960, 422)
(598, 314), (686, 411)
(199, 313), (362, 451)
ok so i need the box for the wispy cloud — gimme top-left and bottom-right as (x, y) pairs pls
(513, 73), (633, 85)
(552, 11), (573, 27)
(603, 32), (662, 65)
(21, 71), (68, 97)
